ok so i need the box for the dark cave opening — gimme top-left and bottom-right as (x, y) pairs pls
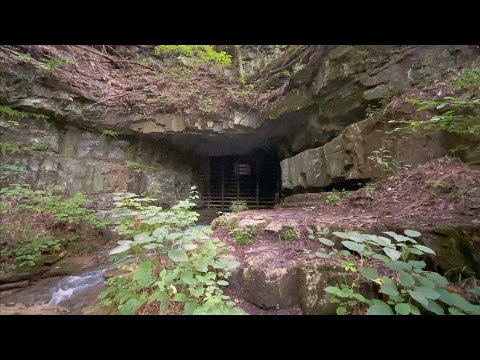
(195, 149), (282, 211)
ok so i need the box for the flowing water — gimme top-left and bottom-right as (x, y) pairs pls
(1, 223), (213, 314)
(49, 269), (106, 305)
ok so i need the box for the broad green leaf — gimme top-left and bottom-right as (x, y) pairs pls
(383, 231), (414, 243)
(217, 280), (229, 286)
(117, 240), (133, 246)
(408, 289), (428, 306)
(143, 243), (161, 250)
(407, 247), (424, 255)
(353, 293), (370, 304)
(408, 303), (421, 315)
(173, 293), (188, 302)
(315, 251), (330, 258)
(332, 231), (351, 239)
(109, 245), (131, 255)
(372, 253), (390, 262)
(379, 278), (399, 297)
(168, 249), (189, 262)
(420, 299), (445, 315)
(384, 247), (401, 261)
(336, 306), (347, 315)
(408, 260), (426, 270)
(359, 267), (379, 280)
(448, 307), (465, 315)
(412, 274), (436, 289)
(133, 261), (154, 287)
(183, 243), (198, 251)
(468, 287), (480, 296)
(367, 302), (394, 315)
(399, 273), (415, 287)
(166, 232), (184, 241)
(134, 232), (154, 244)
(395, 303), (411, 315)
(181, 272), (198, 286)
(120, 298), (140, 315)
(386, 261), (412, 271)
(342, 240), (365, 254)
(424, 272), (449, 286)
(319, 238), (335, 246)
(367, 235), (391, 247)
(404, 229), (421, 237)
(184, 301), (200, 315)
(189, 287), (205, 297)
(413, 245), (436, 255)
(153, 227), (168, 239)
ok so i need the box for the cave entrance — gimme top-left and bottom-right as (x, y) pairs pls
(202, 149), (281, 211)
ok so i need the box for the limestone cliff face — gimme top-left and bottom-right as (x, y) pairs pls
(1, 45), (478, 199)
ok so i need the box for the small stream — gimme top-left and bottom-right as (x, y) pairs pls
(1, 224), (213, 314)
(49, 269), (106, 305)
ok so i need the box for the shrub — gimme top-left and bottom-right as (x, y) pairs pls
(98, 187), (247, 315)
(314, 229), (480, 315)
(229, 200), (248, 212)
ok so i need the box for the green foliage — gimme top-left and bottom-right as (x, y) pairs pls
(1, 235), (61, 267)
(124, 160), (143, 174)
(318, 229), (480, 315)
(363, 183), (376, 201)
(154, 45), (232, 65)
(401, 97), (480, 136)
(99, 187), (247, 315)
(324, 189), (351, 206)
(101, 129), (119, 138)
(292, 63), (306, 75)
(366, 103), (381, 118)
(0, 105), (48, 128)
(167, 66), (192, 80)
(279, 228), (298, 243)
(452, 61), (480, 88)
(0, 142), (22, 156)
(0, 164), (28, 185)
(0, 184), (105, 228)
(230, 226), (257, 245)
(15, 53), (35, 63)
(229, 200), (248, 213)
(368, 147), (411, 175)
(38, 55), (73, 75)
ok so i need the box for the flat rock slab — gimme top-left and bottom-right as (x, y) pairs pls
(0, 303), (69, 315)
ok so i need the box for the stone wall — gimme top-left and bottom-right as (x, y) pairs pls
(1, 117), (193, 205)
(280, 115), (453, 191)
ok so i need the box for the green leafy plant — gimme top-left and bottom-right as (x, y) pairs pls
(402, 97), (480, 136)
(0, 142), (23, 156)
(316, 229), (480, 315)
(368, 147), (411, 175)
(1, 235), (61, 267)
(452, 61), (480, 88)
(0, 184), (105, 228)
(154, 45), (232, 65)
(124, 160), (143, 174)
(101, 129), (119, 138)
(279, 228), (298, 243)
(0, 164), (28, 185)
(363, 183), (376, 201)
(229, 200), (248, 213)
(0, 105), (48, 128)
(230, 226), (257, 245)
(366, 103), (381, 118)
(98, 187), (247, 315)
(324, 189), (351, 206)
(38, 55), (73, 75)
(292, 63), (306, 75)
